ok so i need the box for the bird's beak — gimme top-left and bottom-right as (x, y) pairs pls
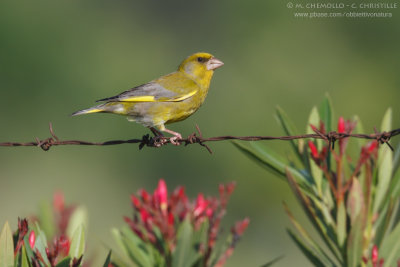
(206, 57), (224, 70)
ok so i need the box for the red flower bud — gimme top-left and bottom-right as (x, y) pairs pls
(338, 117), (345, 133)
(226, 182), (236, 195)
(232, 218), (250, 236)
(53, 191), (65, 213)
(155, 179), (168, 212)
(140, 209), (151, 224)
(58, 235), (70, 255)
(168, 212), (174, 226)
(28, 231), (36, 249)
(139, 189), (150, 203)
(194, 193), (207, 217)
(372, 245), (379, 264)
(308, 141), (319, 158)
(131, 195), (141, 209)
(368, 141), (378, 153)
(309, 124), (318, 132)
(206, 208), (213, 218)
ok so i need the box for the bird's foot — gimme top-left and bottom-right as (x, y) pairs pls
(169, 134), (182, 146)
(152, 136), (168, 147)
(161, 128), (182, 146)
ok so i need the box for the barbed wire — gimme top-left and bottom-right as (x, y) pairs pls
(0, 123), (399, 154)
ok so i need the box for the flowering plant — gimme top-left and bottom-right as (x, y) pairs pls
(0, 193), (87, 267)
(110, 179), (249, 267)
(236, 96), (400, 267)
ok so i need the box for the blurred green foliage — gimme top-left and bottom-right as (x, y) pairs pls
(0, 1), (399, 266)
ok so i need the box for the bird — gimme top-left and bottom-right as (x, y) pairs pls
(72, 52), (224, 144)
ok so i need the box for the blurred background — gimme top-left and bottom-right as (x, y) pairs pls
(0, 0), (399, 266)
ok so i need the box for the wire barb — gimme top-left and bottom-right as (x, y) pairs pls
(0, 123), (399, 153)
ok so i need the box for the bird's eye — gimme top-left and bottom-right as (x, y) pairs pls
(197, 57), (204, 62)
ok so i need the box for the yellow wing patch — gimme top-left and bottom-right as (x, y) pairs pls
(120, 90), (197, 102)
(121, 96), (156, 102)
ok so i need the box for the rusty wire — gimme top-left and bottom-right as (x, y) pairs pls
(0, 123), (399, 154)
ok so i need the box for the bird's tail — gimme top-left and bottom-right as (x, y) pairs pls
(71, 105), (104, 116)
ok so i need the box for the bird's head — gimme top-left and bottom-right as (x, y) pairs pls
(178, 52), (224, 86)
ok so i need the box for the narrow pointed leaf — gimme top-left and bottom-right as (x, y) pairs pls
(287, 230), (327, 267)
(56, 257), (72, 267)
(103, 250), (112, 267)
(336, 201), (346, 248)
(111, 228), (136, 266)
(286, 169), (342, 262)
(67, 207), (88, 240)
(346, 214), (364, 267)
(374, 108), (393, 213)
(20, 245), (29, 267)
(23, 234), (35, 265)
(284, 203), (336, 266)
(346, 178), (365, 225)
(233, 141), (311, 188)
(307, 106), (323, 194)
(120, 226), (152, 267)
(38, 201), (55, 239)
(0, 222), (14, 267)
(33, 224), (50, 266)
(260, 255), (284, 267)
(275, 106), (304, 162)
(380, 221), (400, 267)
(172, 218), (198, 267)
(69, 225), (85, 262)
(319, 94), (333, 132)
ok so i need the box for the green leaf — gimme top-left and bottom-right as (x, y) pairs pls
(336, 201), (346, 248)
(120, 226), (153, 267)
(0, 222), (14, 267)
(287, 230), (327, 267)
(103, 250), (112, 267)
(192, 219), (208, 249)
(380, 221), (400, 267)
(172, 218), (198, 267)
(275, 106), (303, 161)
(284, 203), (336, 266)
(260, 255), (284, 267)
(56, 257), (72, 267)
(319, 94), (333, 133)
(286, 169), (342, 263)
(393, 143), (400, 174)
(307, 106), (323, 195)
(346, 178), (365, 225)
(232, 141), (286, 179)
(390, 167), (400, 199)
(346, 214), (364, 267)
(33, 224), (50, 266)
(66, 206), (88, 240)
(23, 233), (35, 265)
(352, 115), (366, 151)
(110, 228), (136, 266)
(373, 108), (393, 213)
(20, 245), (29, 267)
(69, 225), (85, 263)
(233, 141), (311, 190)
(38, 201), (55, 239)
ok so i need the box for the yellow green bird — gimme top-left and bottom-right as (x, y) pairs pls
(72, 52), (223, 143)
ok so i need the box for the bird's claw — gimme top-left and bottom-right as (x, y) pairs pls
(152, 136), (168, 147)
(169, 135), (182, 146)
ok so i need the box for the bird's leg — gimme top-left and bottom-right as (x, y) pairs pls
(160, 127), (182, 146)
(149, 127), (167, 147)
(150, 127), (163, 137)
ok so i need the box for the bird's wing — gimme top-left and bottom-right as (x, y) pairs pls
(96, 81), (198, 103)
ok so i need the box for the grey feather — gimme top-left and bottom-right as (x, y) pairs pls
(96, 82), (178, 102)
